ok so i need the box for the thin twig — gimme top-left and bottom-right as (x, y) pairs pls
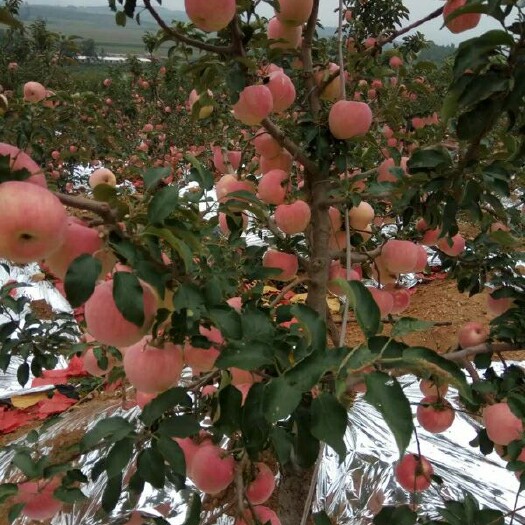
(269, 277), (310, 308)
(143, 0), (233, 55)
(444, 342), (519, 363)
(54, 192), (117, 223)
(299, 446), (324, 525)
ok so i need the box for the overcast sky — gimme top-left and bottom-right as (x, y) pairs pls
(31, 0), (500, 44)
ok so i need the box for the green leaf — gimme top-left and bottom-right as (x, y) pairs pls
(102, 472), (122, 512)
(148, 186), (179, 225)
(310, 393), (347, 461)
(183, 494), (202, 525)
(241, 383), (271, 457)
(144, 226), (194, 273)
(64, 255), (102, 308)
(17, 362), (29, 387)
(115, 10), (127, 26)
(106, 437), (134, 478)
(53, 486), (86, 504)
(186, 155), (214, 191)
(271, 426), (293, 465)
(364, 372), (413, 456)
(402, 347), (473, 402)
(241, 306), (275, 341)
(137, 447), (165, 489)
(157, 435), (186, 476)
(313, 511), (332, 525)
(215, 341), (274, 370)
(0, 484), (17, 505)
(208, 307), (242, 340)
(263, 377), (303, 422)
(141, 387), (192, 426)
(8, 503), (23, 523)
(81, 417), (135, 450)
(407, 146), (452, 172)
(215, 385), (243, 435)
(331, 280), (380, 337)
(0, 7), (22, 29)
(295, 405), (320, 468)
(113, 272), (145, 327)
(157, 415), (200, 438)
(373, 505), (417, 525)
(12, 450), (41, 478)
(290, 304), (326, 351)
(143, 167), (171, 190)
(391, 318), (435, 338)
(92, 184), (117, 203)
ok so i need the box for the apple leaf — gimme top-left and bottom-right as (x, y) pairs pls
(64, 254), (102, 308)
(113, 271), (145, 327)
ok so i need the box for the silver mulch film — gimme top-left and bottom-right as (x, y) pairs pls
(1, 262), (524, 523)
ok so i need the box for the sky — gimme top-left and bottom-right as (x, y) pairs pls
(28, 0), (500, 45)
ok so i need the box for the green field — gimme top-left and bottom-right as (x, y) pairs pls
(19, 4), (187, 55)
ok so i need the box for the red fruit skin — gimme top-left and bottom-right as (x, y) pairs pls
(443, 0), (481, 33)
(262, 249), (298, 281)
(190, 445), (235, 494)
(236, 505), (282, 525)
(274, 200), (311, 234)
(17, 478), (63, 520)
(368, 287), (394, 318)
(417, 395), (455, 433)
(457, 321), (488, 348)
(395, 454), (434, 492)
(484, 402), (524, 446)
(246, 462), (276, 505)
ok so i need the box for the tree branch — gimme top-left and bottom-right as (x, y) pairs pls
(444, 342), (520, 363)
(55, 192), (118, 223)
(143, 0), (233, 55)
(378, 7), (444, 47)
(261, 118), (319, 175)
(301, 0), (321, 117)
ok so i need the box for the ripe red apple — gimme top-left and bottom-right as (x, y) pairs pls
(267, 17), (301, 49)
(371, 255), (398, 285)
(184, 342), (220, 374)
(263, 249), (298, 281)
(457, 321), (488, 348)
(420, 378), (449, 397)
(84, 279), (158, 348)
(83, 346), (116, 377)
(368, 287), (394, 317)
(329, 206), (343, 231)
(377, 157), (408, 183)
(253, 128), (282, 159)
(381, 239), (419, 274)
(236, 506), (281, 525)
(226, 296), (243, 312)
(44, 219), (102, 279)
(23, 81), (46, 103)
(0, 181), (67, 264)
(0, 142), (46, 187)
(233, 85), (274, 126)
(274, 200), (311, 234)
(260, 150), (293, 173)
(417, 395), (455, 433)
(191, 445), (235, 494)
(328, 260), (360, 295)
(219, 212), (249, 235)
(388, 288), (411, 314)
(135, 391), (157, 408)
(266, 71), (296, 113)
(329, 101), (372, 140)
(443, 0), (481, 33)
(246, 462), (276, 505)
(215, 174), (256, 204)
(89, 167), (117, 188)
(199, 324), (224, 345)
(395, 454), (433, 492)
(184, 0), (236, 32)
(389, 55), (403, 68)
(17, 477), (63, 520)
(483, 402), (524, 446)
(315, 62), (344, 101)
(437, 234), (466, 256)
(258, 169), (290, 205)
(413, 245), (428, 272)
(213, 147), (241, 173)
(123, 337), (184, 393)
(275, 0), (313, 26)
(348, 201), (374, 229)
(487, 290), (514, 317)
(188, 89), (214, 119)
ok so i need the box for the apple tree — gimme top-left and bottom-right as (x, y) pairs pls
(0, 0), (525, 524)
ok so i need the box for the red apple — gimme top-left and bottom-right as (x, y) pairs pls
(395, 454), (433, 492)
(262, 249), (298, 281)
(417, 395), (455, 433)
(457, 321), (488, 348)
